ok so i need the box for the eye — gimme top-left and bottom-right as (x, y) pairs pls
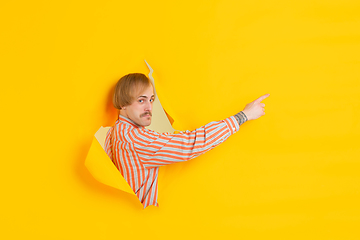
(150, 98), (154, 103)
(138, 99), (144, 103)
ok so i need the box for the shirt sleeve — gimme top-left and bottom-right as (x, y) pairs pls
(126, 116), (240, 168)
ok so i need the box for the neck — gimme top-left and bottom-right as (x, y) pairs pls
(119, 109), (128, 118)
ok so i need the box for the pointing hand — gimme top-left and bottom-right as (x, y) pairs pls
(242, 94), (270, 121)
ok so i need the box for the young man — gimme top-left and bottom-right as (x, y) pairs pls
(105, 73), (269, 208)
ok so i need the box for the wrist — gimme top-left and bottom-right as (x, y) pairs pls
(234, 111), (248, 126)
(241, 110), (252, 121)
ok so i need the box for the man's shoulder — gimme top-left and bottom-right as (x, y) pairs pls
(115, 119), (146, 136)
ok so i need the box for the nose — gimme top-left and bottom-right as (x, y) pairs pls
(145, 100), (152, 112)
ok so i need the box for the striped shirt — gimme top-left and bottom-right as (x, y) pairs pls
(104, 115), (240, 208)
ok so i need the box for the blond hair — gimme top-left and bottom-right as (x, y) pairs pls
(113, 73), (154, 110)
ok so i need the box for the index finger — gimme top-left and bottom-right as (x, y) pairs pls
(255, 93), (270, 103)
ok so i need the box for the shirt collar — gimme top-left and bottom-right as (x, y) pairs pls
(118, 115), (144, 128)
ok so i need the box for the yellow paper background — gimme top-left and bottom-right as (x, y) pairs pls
(1, 0), (360, 239)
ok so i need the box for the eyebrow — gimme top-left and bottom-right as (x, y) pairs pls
(138, 95), (155, 99)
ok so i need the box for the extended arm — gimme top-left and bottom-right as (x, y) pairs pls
(129, 94), (270, 168)
(129, 116), (239, 168)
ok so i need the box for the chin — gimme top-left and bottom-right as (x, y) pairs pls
(138, 119), (150, 127)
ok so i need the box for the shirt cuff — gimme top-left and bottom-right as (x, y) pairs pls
(224, 116), (240, 135)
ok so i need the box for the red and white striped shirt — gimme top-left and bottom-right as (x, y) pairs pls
(104, 115), (239, 208)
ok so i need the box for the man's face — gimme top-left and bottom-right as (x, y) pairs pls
(124, 85), (154, 127)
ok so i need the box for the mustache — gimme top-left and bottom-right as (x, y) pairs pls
(140, 111), (152, 117)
